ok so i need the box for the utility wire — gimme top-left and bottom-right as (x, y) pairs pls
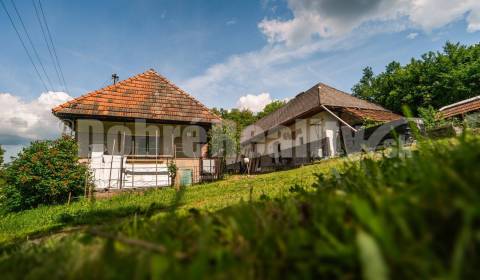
(38, 0), (69, 93)
(9, 0), (54, 91)
(32, 0), (64, 92)
(0, 0), (49, 92)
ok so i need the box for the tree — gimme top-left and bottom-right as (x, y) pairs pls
(209, 100), (286, 162)
(0, 145), (4, 169)
(352, 41), (480, 115)
(256, 100), (286, 120)
(0, 145), (5, 190)
(1, 136), (90, 212)
(211, 108), (256, 157)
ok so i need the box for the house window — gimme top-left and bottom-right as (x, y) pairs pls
(291, 131), (296, 139)
(299, 137), (304, 145)
(277, 143), (281, 152)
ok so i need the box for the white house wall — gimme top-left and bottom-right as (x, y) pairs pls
(76, 120), (206, 158)
(241, 111), (341, 159)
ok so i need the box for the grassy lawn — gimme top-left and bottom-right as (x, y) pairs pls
(1, 135), (479, 279)
(0, 157), (344, 245)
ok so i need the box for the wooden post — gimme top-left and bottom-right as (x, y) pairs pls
(68, 191), (72, 205)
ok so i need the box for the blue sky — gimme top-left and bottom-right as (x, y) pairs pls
(0, 0), (480, 156)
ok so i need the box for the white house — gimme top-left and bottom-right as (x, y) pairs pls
(239, 83), (403, 172)
(52, 69), (221, 190)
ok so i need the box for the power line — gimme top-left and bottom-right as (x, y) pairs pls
(32, 0), (64, 92)
(38, 0), (69, 93)
(9, 0), (54, 91)
(0, 0), (49, 92)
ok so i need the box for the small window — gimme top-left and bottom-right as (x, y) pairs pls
(299, 137), (304, 145)
(291, 131), (296, 139)
(277, 143), (281, 152)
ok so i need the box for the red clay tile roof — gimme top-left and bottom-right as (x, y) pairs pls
(340, 107), (402, 123)
(52, 69), (220, 124)
(249, 83), (401, 135)
(438, 96), (480, 119)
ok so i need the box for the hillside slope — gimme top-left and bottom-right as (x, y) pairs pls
(0, 157), (344, 245)
(1, 136), (479, 279)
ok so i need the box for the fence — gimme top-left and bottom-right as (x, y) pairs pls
(88, 155), (222, 191)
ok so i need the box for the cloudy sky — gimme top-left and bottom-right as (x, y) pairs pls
(1, 0), (479, 158)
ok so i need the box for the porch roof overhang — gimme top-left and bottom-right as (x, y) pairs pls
(54, 112), (217, 127)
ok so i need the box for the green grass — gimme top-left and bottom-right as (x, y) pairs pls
(1, 135), (479, 279)
(0, 157), (344, 245)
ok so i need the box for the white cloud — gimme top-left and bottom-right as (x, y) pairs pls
(0, 91), (72, 144)
(183, 0), (480, 109)
(259, 0), (480, 46)
(226, 19), (237, 26)
(407, 32), (418, 39)
(182, 21), (401, 106)
(237, 93), (272, 112)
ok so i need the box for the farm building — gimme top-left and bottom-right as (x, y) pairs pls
(239, 83), (409, 172)
(52, 69), (222, 190)
(439, 95), (480, 121)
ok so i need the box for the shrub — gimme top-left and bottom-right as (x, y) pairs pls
(0, 144), (4, 168)
(167, 161), (177, 187)
(0, 145), (5, 192)
(0, 136), (89, 212)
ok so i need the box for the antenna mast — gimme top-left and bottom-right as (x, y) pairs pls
(112, 73), (119, 84)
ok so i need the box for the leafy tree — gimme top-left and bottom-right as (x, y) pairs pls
(211, 108), (256, 157)
(210, 100), (286, 161)
(1, 136), (90, 212)
(0, 144), (4, 169)
(256, 100), (286, 120)
(0, 145), (5, 190)
(209, 121), (237, 156)
(352, 41), (480, 115)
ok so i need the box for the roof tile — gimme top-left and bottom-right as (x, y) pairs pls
(52, 69), (220, 124)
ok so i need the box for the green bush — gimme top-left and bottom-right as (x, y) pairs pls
(0, 136), (89, 212)
(0, 145), (5, 192)
(0, 144), (4, 168)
